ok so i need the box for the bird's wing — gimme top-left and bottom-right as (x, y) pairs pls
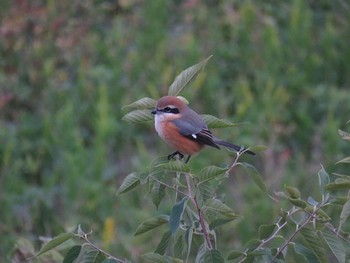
(172, 112), (220, 149)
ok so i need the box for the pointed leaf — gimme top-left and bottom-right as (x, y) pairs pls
(300, 228), (326, 263)
(151, 156), (172, 167)
(338, 129), (350, 141)
(285, 185), (301, 199)
(174, 234), (185, 258)
(240, 163), (268, 194)
(209, 217), (238, 230)
(318, 166), (330, 194)
(198, 166), (228, 184)
(185, 225), (194, 260)
(117, 172), (140, 195)
(195, 244), (206, 263)
(227, 250), (244, 260)
(339, 199), (350, 231)
(170, 197), (188, 234)
(325, 182), (350, 191)
(201, 114), (241, 129)
(288, 198), (307, 208)
(321, 229), (346, 263)
(168, 55), (212, 96)
(37, 233), (75, 257)
(63, 245), (82, 263)
(154, 230), (172, 255)
(259, 224), (277, 240)
(122, 109), (153, 124)
(122, 97), (157, 110)
(156, 160), (189, 173)
(134, 215), (169, 236)
(142, 253), (183, 263)
(204, 249), (225, 263)
(204, 199), (235, 216)
(198, 181), (213, 201)
(293, 243), (319, 263)
(336, 156), (350, 164)
(151, 182), (166, 209)
(72, 246), (105, 263)
(248, 145), (268, 153)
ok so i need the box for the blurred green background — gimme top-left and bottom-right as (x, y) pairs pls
(1, 0), (349, 261)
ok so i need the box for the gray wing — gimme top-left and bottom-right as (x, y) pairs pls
(172, 109), (220, 149)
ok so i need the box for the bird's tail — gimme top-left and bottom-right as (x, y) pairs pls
(214, 139), (255, 155)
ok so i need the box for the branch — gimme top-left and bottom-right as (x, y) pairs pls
(78, 233), (127, 263)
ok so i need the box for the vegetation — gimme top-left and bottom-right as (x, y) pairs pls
(1, 0), (350, 262)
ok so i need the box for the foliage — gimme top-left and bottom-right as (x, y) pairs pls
(1, 0), (350, 262)
(29, 57), (350, 263)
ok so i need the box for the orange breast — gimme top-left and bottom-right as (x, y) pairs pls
(160, 122), (203, 155)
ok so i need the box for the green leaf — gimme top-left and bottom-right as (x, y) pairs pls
(209, 217), (238, 230)
(122, 109), (153, 124)
(174, 234), (185, 258)
(170, 197), (188, 234)
(204, 249), (225, 263)
(156, 160), (190, 173)
(336, 156), (350, 164)
(285, 185), (301, 199)
(321, 229), (346, 263)
(324, 182), (350, 191)
(142, 253), (183, 263)
(204, 199), (236, 216)
(245, 239), (261, 251)
(338, 129), (350, 141)
(198, 166), (228, 184)
(134, 215), (169, 236)
(63, 245), (82, 263)
(168, 55), (212, 96)
(142, 253), (168, 263)
(286, 243), (309, 263)
(151, 156), (171, 168)
(240, 163), (268, 195)
(117, 172), (140, 195)
(288, 198), (307, 208)
(293, 243), (319, 263)
(258, 224), (276, 240)
(122, 97), (157, 110)
(101, 259), (118, 263)
(154, 230), (172, 255)
(185, 225), (194, 260)
(201, 114), (240, 129)
(318, 166), (330, 195)
(339, 198), (350, 231)
(300, 228), (326, 263)
(74, 247), (106, 263)
(198, 181), (213, 202)
(151, 182), (166, 209)
(247, 145), (268, 153)
(227, 250), (244, 260)
(37, 233), (75, 257)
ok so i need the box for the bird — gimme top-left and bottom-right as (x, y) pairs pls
(151, 96), (255, 163)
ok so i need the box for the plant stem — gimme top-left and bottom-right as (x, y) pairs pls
(185, 173), (213, 250)
(80, 234), (126, 263)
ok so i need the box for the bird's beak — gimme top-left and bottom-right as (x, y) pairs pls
(151, 108), (157, 115)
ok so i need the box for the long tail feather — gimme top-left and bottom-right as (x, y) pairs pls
(214, 139), (255, 155)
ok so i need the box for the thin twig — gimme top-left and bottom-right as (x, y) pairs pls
(270, 206), (323, 263)
(80, 234), (126, 263)
(149, 174), (190, 198)
(185, 173), (213, 250)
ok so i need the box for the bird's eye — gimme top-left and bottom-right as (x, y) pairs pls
(164, 107), (172, 112)
(162, 106), (179, 114)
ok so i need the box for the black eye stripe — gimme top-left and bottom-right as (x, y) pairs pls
(160, 107), (179, 114)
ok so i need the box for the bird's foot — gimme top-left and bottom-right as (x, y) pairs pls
(167, 151), (184, 160)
